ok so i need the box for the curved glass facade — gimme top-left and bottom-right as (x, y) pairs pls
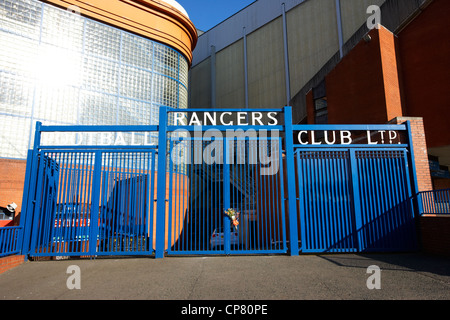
(0, 0), (189, 159)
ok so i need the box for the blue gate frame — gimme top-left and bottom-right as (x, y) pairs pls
(16, 106), (421, 259)
(165, 126), (287, 256)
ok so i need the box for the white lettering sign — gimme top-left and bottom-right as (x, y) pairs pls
(173, 111), (279, 126)
(297, 130), (401, 146)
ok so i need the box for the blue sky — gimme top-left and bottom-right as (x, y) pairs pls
(177, 0), (256, 32)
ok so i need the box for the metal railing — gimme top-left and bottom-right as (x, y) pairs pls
(418, 189), (450, 215)
(0, 226), (23, 257)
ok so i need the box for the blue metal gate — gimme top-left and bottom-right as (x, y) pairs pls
(23, 150), (156, 258)
(166, 136), (287, 255)
(296, 150), (357, 252)
(18, 107), (420, 259)
(296, 148), (416, 253)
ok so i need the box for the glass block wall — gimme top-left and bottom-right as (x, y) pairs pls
(0, 0), (189, 159)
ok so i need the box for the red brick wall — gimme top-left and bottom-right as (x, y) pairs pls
(0, 220), (14, 227)
(0, 255), (25, 274)
(419, 216), (450, 257)
(433, 178), (450, 190)
(391, 117), (433, 192)
(0, 159), (27, 224)
(325, 26), (403, 124)
(379, 26), (403, 122)
(397, 0), (450, 149)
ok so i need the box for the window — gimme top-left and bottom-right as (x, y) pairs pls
(0, 209), (13, 220)
(314, 97), (328, 124)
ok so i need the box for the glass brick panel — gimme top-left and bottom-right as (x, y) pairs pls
(122, 32), (154, 70)
(79, 91), (117, 125)
(84, 19), (121, 61)
(82, 56), (119, 94)
(34, 85), (80, 123)
(0, 0), (190, 160)
(0, 0), (41, 39)
(0, 71), (34, 116)
(120, 66), (153, 101)
(118, 98), (152, 126)
(0, 32), (38, 77)
(41, 5), (83, 52)
(0, 115), (31, 158)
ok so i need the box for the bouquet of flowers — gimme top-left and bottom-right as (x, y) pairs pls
(224, 208), (240, 230)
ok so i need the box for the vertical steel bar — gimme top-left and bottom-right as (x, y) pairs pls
(334, 154), (344, 251)
(389, 154), (401, 249)
(297, 151), (305, 252)
(405, 121), (422, 216)
(283, 107), (299, 255)
(378, 153), (390, 250)
(149, 151), (156, 253)
(278, 137), (287, 251)
(19, 149), (36, 257)
(281, 3), (291, 105)
(367, 153), (377, 250)
(360, 153), (371, 251)
(167, 140), (174, 251)
(326, 154), (335, 251)
(335, 0), (344, 58)
(402, 150), (417, 249)
(30, 153), (46, 255)
(312, 155), (319, 250)
(349, 149), (363, 252)
(383, 153), (394, 249)
(189, 140), (193, 252)
(89, 151), (102, 256)
(224, 138), (231, 254)
(334, 154), (343, 251)
(155, 107), (169, 258)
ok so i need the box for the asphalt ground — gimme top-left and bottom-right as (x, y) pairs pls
(0, 253), (448, 317)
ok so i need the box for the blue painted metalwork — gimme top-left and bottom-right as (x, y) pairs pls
(0, 227), (23, 257)
(296, 149), (357, 252)
(284, 107), (299, 255)
(355, 149), (416, 252)
(405, 120), (423, 215)
(418, 189), (450, 214)
(164, 134), (289, 256)
(292, 121), (418, 253)
(16, 106), (420, 259)
(155, 106), (169, 258)
(296, 148), (417, 253)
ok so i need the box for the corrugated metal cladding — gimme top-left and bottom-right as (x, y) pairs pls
(192, 0), (307, 66)
(189, 0), (388, 112)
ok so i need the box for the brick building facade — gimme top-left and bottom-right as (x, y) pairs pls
(304, 0), (449, 191)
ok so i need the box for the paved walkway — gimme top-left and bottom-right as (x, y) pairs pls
(0, 253), (449, 301)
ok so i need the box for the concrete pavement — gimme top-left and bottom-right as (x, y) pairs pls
(0, 253), (449, 300)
